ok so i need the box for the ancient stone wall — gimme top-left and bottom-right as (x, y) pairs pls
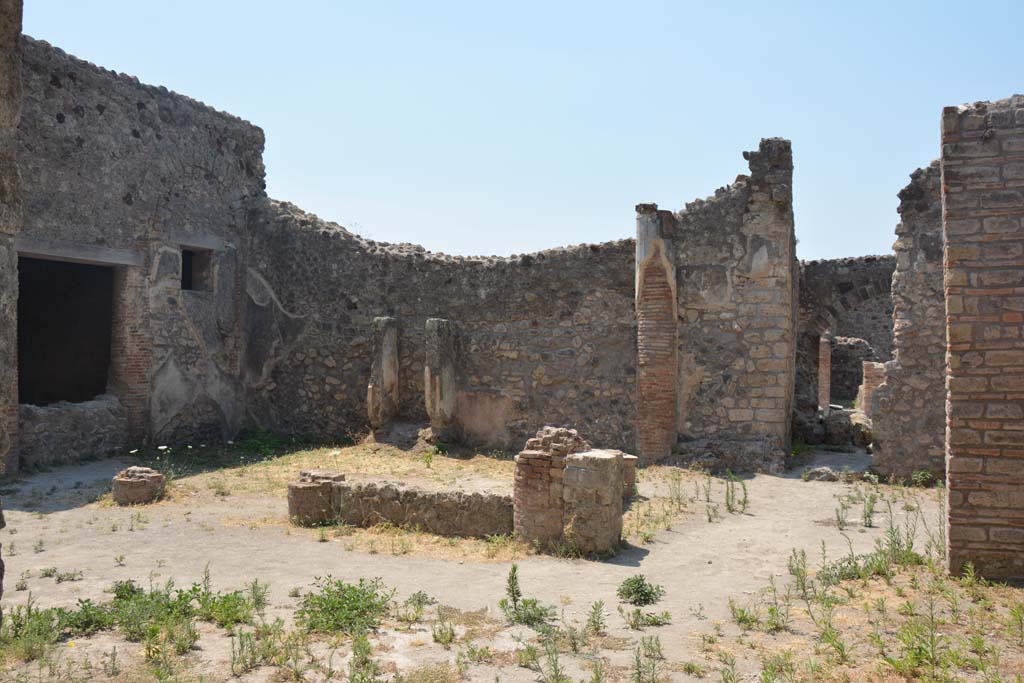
(334, 481), (513, 539)
(0, 0), (22, 474)
(244, 201), (636, 451)
(870, 163), (946, 479)
(13, 36), (265, 457)
(665, 139), (797, 468)
(793, 255), (895, 441)
(942, 96), (1024, 580)
(18, 394), (127, 469)
(831, 336), (875, 402)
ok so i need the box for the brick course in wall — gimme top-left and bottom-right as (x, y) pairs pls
(817, 335), (831, 414)
(941, 96), (1024, 580)
(858, 361), (885, 418)
(635, 207), (678, 464)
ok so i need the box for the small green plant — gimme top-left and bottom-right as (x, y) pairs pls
(617, 575), (665, 606)
(1008, 603), (1024, 645)
(499, 564), (554, 627)
(295, 576), (395, 634)
(586, 600), (606, 636)
(727, 598), (760, 631)
(422, 450), (434, 469)
(630, 635), (664, 683)
(432, 607), (456, 648)
(55, 570), (83, 583)
(32, 539), (45, 553)
(114, 554), (126, 566)
(618, 605), (671, 630)
(911, 470), (936, 488)
(347, 633), (384, 683)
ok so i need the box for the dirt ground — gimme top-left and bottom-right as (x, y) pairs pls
(1, 438), (1018, 683)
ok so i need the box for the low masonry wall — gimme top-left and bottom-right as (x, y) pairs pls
(287, 470), (512, 539)
(18, 394), (128, 469)
(334, 481), (512, 539)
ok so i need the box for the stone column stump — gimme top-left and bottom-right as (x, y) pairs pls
(288, 470), (345, 526)
(111, 466), (166, 505)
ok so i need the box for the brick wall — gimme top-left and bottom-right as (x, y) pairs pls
(858, 361), (885, 418)
(942, 95), (1024, 580)
(817, 335), (831, 415)
(635, 206), (678, 464)
(109, 265), (151, 444)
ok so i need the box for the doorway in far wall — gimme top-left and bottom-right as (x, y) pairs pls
(17, 257), (114, 405)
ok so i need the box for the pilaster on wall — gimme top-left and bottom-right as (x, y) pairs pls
(817, 335), (832, 416)
(424, 318), (459, 439)
(858, 361), (885, 418)
(109, 265), (151, 445)
(942, 96), (1024, 580)
(0, 0), (23, 475)
(635, 205), (678, 465)
(367, 316), (398, 429)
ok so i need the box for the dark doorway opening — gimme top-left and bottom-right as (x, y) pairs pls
(17, 257), (115, 406)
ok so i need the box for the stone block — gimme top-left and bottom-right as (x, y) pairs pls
(112, 466), (165, 506)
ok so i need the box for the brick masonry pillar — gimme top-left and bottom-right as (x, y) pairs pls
(942, 96), (1024, 580)
(635, 204), (678, 465)
(108, 265), (152, 445)
(513, 449), (565, 547)
(0, 0), (24, 476)
(817, 335), (832, 416)
(858, 361), (886, 418)
(424, 318), (459, 439)
(367, 316), (398, 429)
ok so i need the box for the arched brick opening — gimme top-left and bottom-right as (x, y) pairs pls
(636, 241), (677, 465)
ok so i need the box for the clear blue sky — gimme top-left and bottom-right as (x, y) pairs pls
(23, 1), (1024, 260)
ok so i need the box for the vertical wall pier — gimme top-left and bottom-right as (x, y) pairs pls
(869, 163), (946, 480)
(942, 97), (1024, 580)
(0, 0), (23, 475)
(817, 334), (832, 416)
(367, 316), (398, 429)
(858, 361), (885, 418)
(424, 318), (459, 440)
(635, 204), (678, 465)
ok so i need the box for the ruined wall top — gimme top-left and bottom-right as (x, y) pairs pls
(262, 200), (635, 268)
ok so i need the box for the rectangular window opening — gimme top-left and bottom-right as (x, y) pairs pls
(181, 248), (213, 291)
(17, 257), (115, 406)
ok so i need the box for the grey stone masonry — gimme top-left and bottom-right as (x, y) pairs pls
(424, 318), (459, 440)
(367, 317), (398, 428)
(870, 163), (946, 480)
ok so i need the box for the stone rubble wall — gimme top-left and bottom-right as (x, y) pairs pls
(831, 336), (876, 402)
(793, 255), (895, 442)
(17, 394), (128, 469)
(647, 139), (797, 469)
(942, 96), (1024, 580)
(334, 481), (513, 539)
(244, 201), (636, 452)
(12, 35), (265, 461)
(870, 163), (947, 479)
(0, 0), (22, 475)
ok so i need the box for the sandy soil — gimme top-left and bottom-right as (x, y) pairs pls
(0, 444), (944, 682)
